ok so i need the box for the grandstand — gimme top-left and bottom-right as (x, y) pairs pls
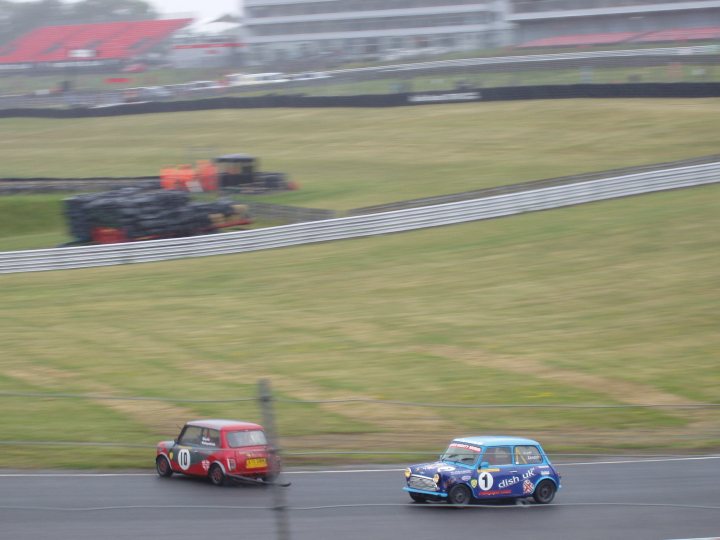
(0, 18), (192, 70)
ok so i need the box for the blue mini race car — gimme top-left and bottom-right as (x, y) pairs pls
(403, 436), (561, 505)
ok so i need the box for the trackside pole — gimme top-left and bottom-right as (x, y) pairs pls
(258, 379), (291, 540)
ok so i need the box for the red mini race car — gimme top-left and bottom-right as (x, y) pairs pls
(155, 419), (280, 486)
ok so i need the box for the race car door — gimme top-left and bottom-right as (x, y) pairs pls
(512, 444), (547, 497)
(473, 446), (518, 499)
(171, 425), (207, 476)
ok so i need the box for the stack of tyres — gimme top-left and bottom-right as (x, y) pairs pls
(63, 194), (96, 243)
(64, 187), (249, 244)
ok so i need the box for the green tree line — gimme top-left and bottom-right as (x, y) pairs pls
(0, 0), (156, 45)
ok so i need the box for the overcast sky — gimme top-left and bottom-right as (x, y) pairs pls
(146, 0), (242, 20)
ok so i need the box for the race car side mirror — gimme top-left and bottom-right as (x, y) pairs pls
(479, 461), (489, 470)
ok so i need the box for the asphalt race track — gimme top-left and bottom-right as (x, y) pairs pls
(1, 456), (718, 540)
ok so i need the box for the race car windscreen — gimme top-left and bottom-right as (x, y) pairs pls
(226, 430), (267, 448)
(440, 442), (481, 465)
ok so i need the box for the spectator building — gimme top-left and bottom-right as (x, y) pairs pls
(242, 0), (515, 66)
(242, 0), (720, 66)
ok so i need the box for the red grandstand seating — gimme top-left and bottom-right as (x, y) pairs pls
(630, 26), (720, 43)
(517, 32), (641, 48)
(98, 19), (192, 59)
(518, 26), (720, 48)
(0, 25), (77, 63)
(0, 18), (191, 64)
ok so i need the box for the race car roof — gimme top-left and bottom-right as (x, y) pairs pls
(185, 419), (264, 431)
(452, 435), (541, 447)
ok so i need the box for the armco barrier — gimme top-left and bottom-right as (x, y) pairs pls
(0, 162), (718, 274)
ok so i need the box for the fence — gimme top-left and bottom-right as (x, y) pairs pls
(0, 161), (718, 274)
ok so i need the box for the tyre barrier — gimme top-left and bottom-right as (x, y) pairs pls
(64, 187), (249, 243)
(0, 161), (718, 274)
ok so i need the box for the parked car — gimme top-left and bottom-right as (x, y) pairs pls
(138, 86), (174, 100)
(403, 436), (561, 505)
(290, 71), (331, 81)
(121, 63), (148, 73)
(156, 419), (280, 486)
(226, 72), (289, 86)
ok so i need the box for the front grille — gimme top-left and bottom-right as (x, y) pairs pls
(408, 475), (438, 492)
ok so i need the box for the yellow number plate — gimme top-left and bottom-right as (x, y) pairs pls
(246, 458), (267, 469)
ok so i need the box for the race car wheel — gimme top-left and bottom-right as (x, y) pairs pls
(409, 492), (427, 503)
(448, 485), (472, 506)
(533, 480), (556, 504)
(263, 471), (278, 483)
(156, 456), (173, 478)
(209, 464), (226, 486)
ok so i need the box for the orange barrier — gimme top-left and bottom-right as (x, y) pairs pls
(197, 160), (219, 191)
(160, 161), (219, 192)
(91, 227), (127, 244)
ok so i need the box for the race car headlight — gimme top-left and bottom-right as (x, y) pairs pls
(404, 468), (411, 479)
(433, 473), (440, 484)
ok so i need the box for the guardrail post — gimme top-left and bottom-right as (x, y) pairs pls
(258, 379), (291, 540)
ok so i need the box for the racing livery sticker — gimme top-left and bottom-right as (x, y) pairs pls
(177, 448), (191, 471)
(449, 442), (481, 452)
(523, 479), (534, 495)
(498, 475), (520, 489)
(477, 489), (512, 496)
(478, 471), (494, 491)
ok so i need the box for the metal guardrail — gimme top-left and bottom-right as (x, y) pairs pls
(1, 162), (718, 274)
